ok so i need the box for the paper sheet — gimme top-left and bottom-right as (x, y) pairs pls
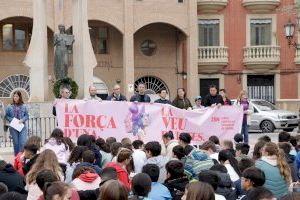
(9, 118), (24, 132)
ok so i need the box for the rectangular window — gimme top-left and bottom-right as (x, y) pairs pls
(1, 23), (31, 51)
(250, 19), (272, 46)
(2, 24), (13, 50)
(14, 24), (26, 50)
(99, 27), (108, 54)
(198, 19), (220, 46)
(89, 26), (108, 54)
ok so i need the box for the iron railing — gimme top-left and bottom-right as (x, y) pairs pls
(0, 117), (57, 148)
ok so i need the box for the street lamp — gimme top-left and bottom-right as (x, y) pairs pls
(284, 18), (300, 49)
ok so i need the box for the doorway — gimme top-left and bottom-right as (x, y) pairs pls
(247, 75), (275, 103)
(200, 78), (220, 97)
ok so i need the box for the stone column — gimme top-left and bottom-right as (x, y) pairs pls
(72, 0), (97, 98)
(123, 0), (135, 99)
(54, 0), (65, 30)
(23, 0), (48, 102)
(186, 0), (198, 99)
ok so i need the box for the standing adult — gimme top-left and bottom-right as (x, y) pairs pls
(203, 85), (224, 107)
(193, 96), (205, 110)
(172, 88), (192, 110)
(130, 83), (151, 103)
(86, 86), (102, 101)
(154, 89), (171, 104)
(5, 91), (29, 156)
(219, 89), (232, 105)
(52, 86), (71, 116)
(106, 84), (127, 101)
(235, 90), (252, 144)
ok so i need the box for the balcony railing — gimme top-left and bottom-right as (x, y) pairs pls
(242, 0), (280, 13)
(0, 117), (56, 148)
(198, 46), (228, 73)
(243, 46), (280, 70)
(197, 0), (228, 13)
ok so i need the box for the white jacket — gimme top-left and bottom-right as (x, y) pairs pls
(161, 140), (179, 159)
(234, 100), (253, 125)
(71, 176), (101, 191)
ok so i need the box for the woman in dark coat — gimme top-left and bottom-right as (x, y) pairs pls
(172, 88), (192, 110)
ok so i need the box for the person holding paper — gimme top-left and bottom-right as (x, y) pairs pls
(5, 91), (29, 156)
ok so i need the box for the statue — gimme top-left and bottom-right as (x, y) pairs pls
(54, 24), (74, 80)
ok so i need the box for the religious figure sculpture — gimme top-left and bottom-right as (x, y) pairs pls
(54, 24), (74, 80)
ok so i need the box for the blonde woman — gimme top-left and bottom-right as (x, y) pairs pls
(255, 142), (291, 198)
(235, 90), (252, 144)
(26, 149), (64, 200)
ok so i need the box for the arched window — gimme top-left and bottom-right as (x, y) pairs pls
(0, 74), (30, 98)
(134, 76), (170, 101)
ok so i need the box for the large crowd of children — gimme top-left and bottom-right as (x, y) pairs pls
(0, 129), (300, 200)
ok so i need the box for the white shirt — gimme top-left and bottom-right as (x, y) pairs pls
(210, 152), (219, 162)
(132, 149), (147, 173)
(224, 163), (240, 182)
(215, 193), (226, 200)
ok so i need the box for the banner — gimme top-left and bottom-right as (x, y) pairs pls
(56, 100), (244, 144)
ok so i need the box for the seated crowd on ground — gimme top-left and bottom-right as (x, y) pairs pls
(0, 129), (300, 200)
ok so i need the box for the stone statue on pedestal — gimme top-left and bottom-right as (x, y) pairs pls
(54, 24), (74, 80)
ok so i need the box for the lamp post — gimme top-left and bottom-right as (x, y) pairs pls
(284, 18), (300, 49)
(285, 20), (297, 48)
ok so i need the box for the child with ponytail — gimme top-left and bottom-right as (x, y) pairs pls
(255, 142), (291, 198)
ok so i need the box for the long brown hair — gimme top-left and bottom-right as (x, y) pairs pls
(99, 180), (128, 200)
(253, 141), (266, 160)
(186, 182), (215, 200)
(12, 90), (24, 105)
(26, 149), (62, 184)
(263, 142), (291, 182)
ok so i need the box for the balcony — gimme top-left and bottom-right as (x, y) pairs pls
(198, 46), (228, 73)
(242, 0), (280, 13)
(243, 46), (280, 71)
(197, 0), (228, 13)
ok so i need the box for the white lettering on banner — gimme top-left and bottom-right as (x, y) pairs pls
(55, 100), (243, 144)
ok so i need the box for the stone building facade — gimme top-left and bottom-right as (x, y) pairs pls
(0, 0), (299, 110)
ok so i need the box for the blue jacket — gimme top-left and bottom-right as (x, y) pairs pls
(255, 159), (288, 198)
(5, 104), (29, 123)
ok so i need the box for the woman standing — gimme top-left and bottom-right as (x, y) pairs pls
(172, 88), (192, 110)
(255, 142), (291, 198)
(5, 91), (29, 156)
(235, 90), (252, 144)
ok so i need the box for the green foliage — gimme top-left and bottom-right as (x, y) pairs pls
(53, 77), (78, 99)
